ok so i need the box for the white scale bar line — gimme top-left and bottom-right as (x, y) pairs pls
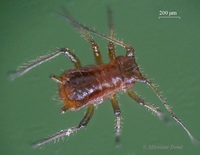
(159, 16), (181, 19)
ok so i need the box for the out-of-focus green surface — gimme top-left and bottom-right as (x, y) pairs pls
(1, 0), (200, 155)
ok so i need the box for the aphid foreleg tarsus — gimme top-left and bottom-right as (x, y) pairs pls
(137, 77), (197, 143)
(126, 89), (168, 122)
(110, 94), (121, 145)
(9, 48), (81, 80)
(32, 104), (94, 148)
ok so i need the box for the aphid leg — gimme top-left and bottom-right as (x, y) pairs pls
(79, 30), (102, 65)
(61, 48), (82, 68)
(126, 89), (169, 123)
(110, 94), (121, 146)
(9, 48), (81, 80)
(49, 48), (82, 85)
(107, 7), (116, 62)
(135, 76), (197, 144)
(32, 104), (94, 148)
(108, 41), (116, 62)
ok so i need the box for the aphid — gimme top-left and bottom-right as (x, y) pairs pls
(10, 8), (196, 148)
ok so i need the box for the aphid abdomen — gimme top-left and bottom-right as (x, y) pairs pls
(58, 61), (123, 111)
(58, 55), (141, 112)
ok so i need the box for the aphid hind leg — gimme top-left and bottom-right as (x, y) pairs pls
(61, 48), (82, 68)
(110, 94), (121, 146)
(126, 89), (168, 122)
(32, 104), (94, 148)
(135, 76), (197, 143)
(49, 48), (81, 84)
(10, 48), (81, 80)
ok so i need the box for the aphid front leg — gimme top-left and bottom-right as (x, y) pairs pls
(110, 94), (121, 145)
(32, 104), (94, 148)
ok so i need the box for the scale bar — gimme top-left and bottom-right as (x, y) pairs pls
(159, 16), (181, 19)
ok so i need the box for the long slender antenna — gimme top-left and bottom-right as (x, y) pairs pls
(59, 12), (129, 48)
(107, 6), (114, 38)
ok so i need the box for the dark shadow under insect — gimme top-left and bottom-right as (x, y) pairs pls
(10, 8), (197, 148)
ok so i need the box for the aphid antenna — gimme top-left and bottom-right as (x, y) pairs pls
(59, 12), (129, 49)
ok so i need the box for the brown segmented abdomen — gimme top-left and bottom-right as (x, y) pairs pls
(58, 56), (140, 110)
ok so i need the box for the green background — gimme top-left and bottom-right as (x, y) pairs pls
(1, 0), (200, 155)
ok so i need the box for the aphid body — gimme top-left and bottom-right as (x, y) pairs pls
(58, 55), (140, 112)
(10, 8), (197, 148)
